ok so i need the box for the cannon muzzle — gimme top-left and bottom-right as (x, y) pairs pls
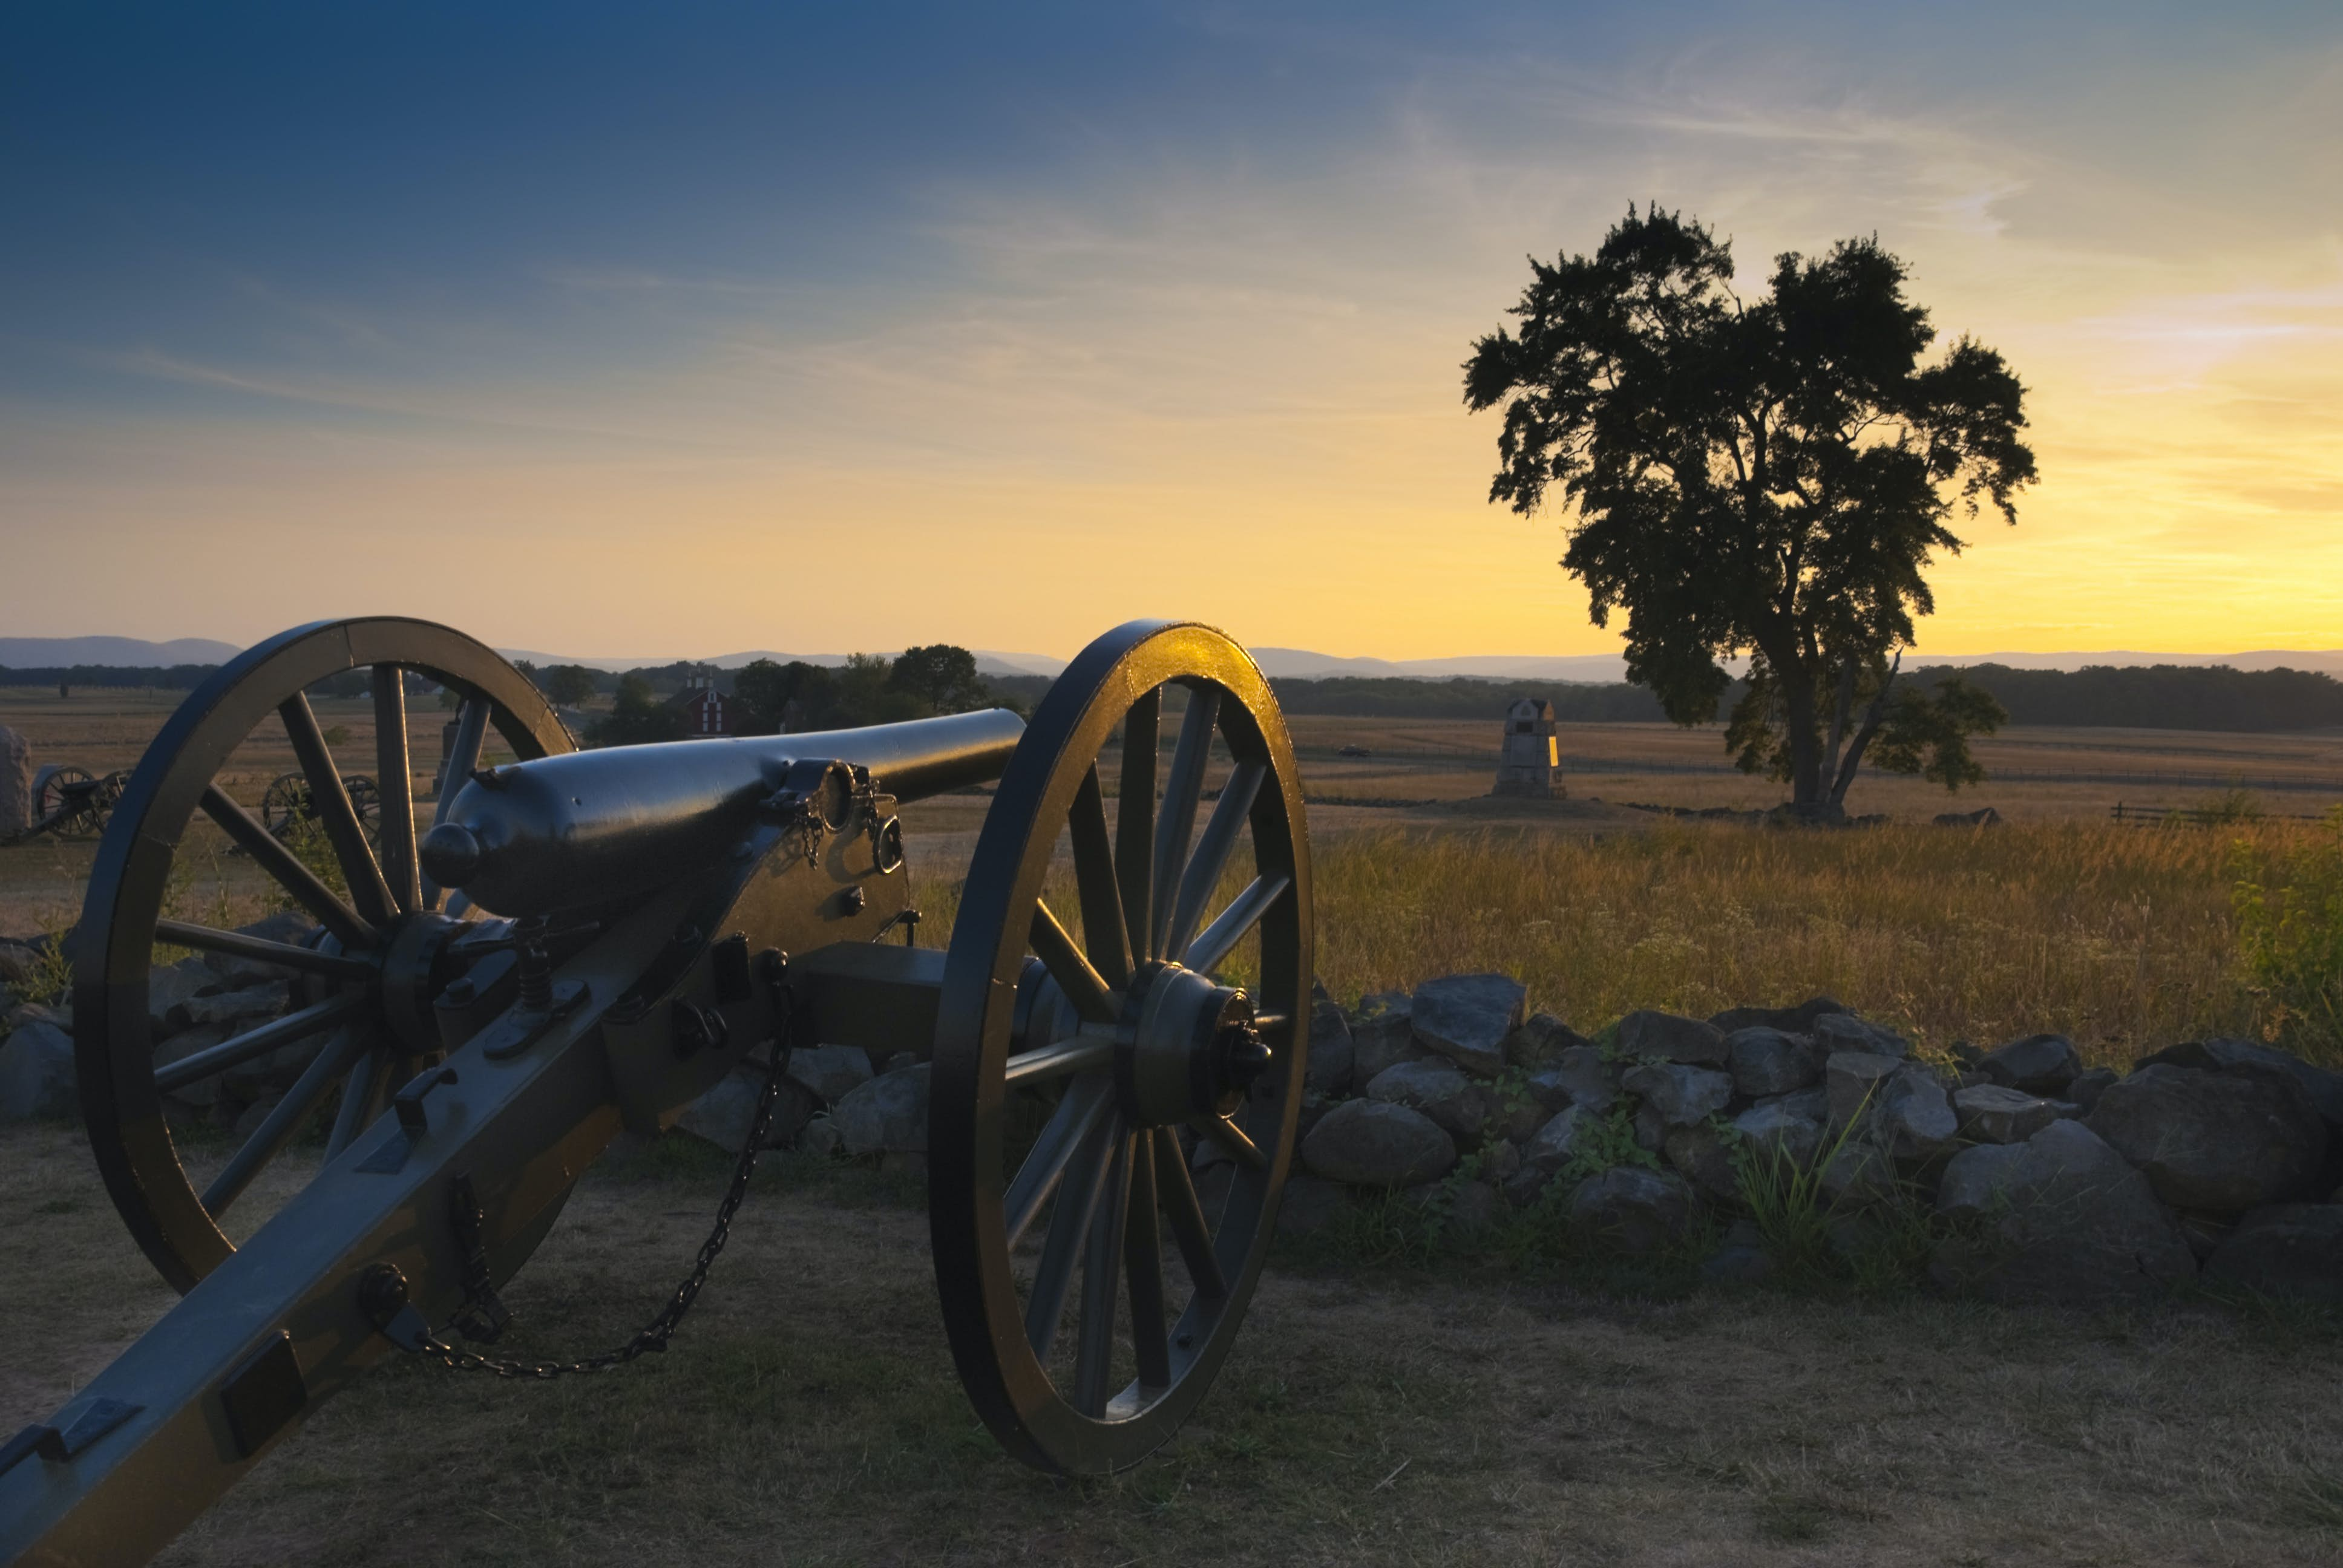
(420, 707), (1024, 916)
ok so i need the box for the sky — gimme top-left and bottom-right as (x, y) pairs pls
(2, 2), (2339, 662)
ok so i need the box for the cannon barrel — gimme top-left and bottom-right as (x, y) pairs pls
(419, 707), (1024, 917)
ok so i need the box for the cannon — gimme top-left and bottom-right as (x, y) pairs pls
(0, 615), (1311, 1566)
(10, 766), (127, 843)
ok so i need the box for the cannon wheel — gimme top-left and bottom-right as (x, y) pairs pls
(931, 619), (1311, 1475)
(33, 765), (107, 839)
(74, 619), (575, 1293)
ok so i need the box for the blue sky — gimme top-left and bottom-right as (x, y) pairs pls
(4, 2), (2339, 657)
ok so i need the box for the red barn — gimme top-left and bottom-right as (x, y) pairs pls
(668, 673), (735, 737)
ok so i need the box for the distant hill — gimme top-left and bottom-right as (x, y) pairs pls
(0, 635), (241, 667)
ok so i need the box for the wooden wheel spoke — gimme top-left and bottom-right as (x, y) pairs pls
(372, 665), (421, 915)
(1026, 1113), (1118, 1362)
(1124, 1130), (1171, 1393)
(1004, 1075), (1114, 1253)
(1030, 898), (1116, 1025)
(154, 920), (373, 982)
(1152, 1131), (1227, 1300)
(152, 992), (369, 1094)
(325, 1042), (392, 1158)
(1149, 690), (1221, 953)
(200, 1027), (370, 1218)
(1003, 1035), (1112, 1088)
(1115, 688), (1160, 962)
(1067, 765), (1130, 987)
(422, 697), (490, 910)
(1183, 874), (1291, 975)
(1191, 1112), (1267, 1172)
(280, 692), (396, 926)
(1073, 1132), (1135, 1417)
(1164, 760), (1262, 962)
(198, 786), (377, 950)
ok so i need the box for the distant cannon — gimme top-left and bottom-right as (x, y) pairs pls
(258, 769), (381, 845)
(13, 765), (128, 843)
(0, 615), (1311, 1565)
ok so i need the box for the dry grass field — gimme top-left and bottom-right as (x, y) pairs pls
(5, 684), (2342, 1565)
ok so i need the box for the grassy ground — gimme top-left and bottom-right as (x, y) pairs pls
(7, 1122), (2341, 1568)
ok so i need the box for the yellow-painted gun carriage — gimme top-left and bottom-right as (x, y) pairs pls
(1, 615), (1311, 1567)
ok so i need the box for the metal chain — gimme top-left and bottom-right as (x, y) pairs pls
(388, 978), (799, 1380)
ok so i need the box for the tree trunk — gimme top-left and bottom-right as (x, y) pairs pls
(1783, 670), (1826, 809)
(1827, 653), (1902, 808)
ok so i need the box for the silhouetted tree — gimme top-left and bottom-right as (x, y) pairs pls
(589, 673), (689, 746)
(1463, 206), (2036, 813)
(540, 664), (599, 707)
(889, 644), (988, 713)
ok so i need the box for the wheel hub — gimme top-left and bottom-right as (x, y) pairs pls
(1114, 960), (1268, 1127)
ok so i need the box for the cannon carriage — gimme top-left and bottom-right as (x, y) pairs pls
(0, 615), (1311, 1566)
(7, 765), (129, 843)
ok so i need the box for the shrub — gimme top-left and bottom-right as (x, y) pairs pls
(2233, 808), (2343, 1057)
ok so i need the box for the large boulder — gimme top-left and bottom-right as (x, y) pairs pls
(145, 962), (218, 1033)
(0, 726), (30, 840)
(1826, 1052), (1899, 1126)
(1305, 984), (1355, 1096)
(2201, 1204), (2343, 1304)
(1274, 1174), (1351, 1240)
(152, 1025), (231, 1108)
(2139, 1038), (2343, 1133)
(1813, 1014), (1910, 1060)
(169, 981), (290, 1034)
(831, 1063), (929, 1155)
(1663, 1123), (1740, 1204)
(2086, 1063), (2326, 1213)
(1931, 1120), (2197, 1303)
(1349, 992), (1427, 1084)
(1954, 1083), (2060, 1145)
(675, 1067), (775, 1152)
(1364, 1059), (1496, 1148)
(1732, 1095), (1825, 1170)
(1522, 1106), (1593, 1174)
(1978, 1033), (2082, 1096)
(1301, 1100), (1455, 1188)
(1877, 1063), (1958, 1159)
(784, 1044), (875, 1105)
(1503, 1012), (1591, 1070)
(1617, 1010), (1728, 1066)
(1726, 1027), (1820, 1099)
(1527, 1045), (1619, 1114)
(0, 1019), (76, 1120)
(1620, 1062), (1733, 1128)
(1568, 1167), (1696, 1253)
(203, 913), (321, 990)
(1709, 996), (1849, 1035)
(1409, 973), (1525, 1079)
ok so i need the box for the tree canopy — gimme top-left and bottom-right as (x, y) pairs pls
(1463, 206), (2036, 811)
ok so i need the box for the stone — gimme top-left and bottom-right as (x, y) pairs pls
(1617, 1009), (1728, 1066)
(2086, 1063), (2325, 1214)
(209, 913), (318, 987)
(0, 726), (30, 839)
(1480, 1138), (1524, 1184)
(145, 963), (217, 1033)
(2201, 1204), (2343, 1304)
(1709, 996), (1850, 1035)
(0, 1020), (76, 1120)
(1444, 1179), (1500, 1236)
(0, 942), (38, 987)
(5, 1002), (69, 1037)
(2066, 1067), (2118, 1114)
(152, 1025), (231, 1106)
(169, 981), (290, 1034)
(882, 1051), (920, 1075)
(1704, 1218), (1774, 1283)
(1931, 1120), (2198, 1303)
(1275, 1174), (1349, 1239)
(831, 1063), (929, 1155)
(1349, 992), (1427, 1084)
(1813, 1013), (1910, 1059)
(675, 1068), (767, 1152)
(1726, 1027), (1820, 1099)
(1300, 1099), (1455, 1187)
(1365, 1059), (1496, 1148)
(1934, 806), (2002, 827)
(1732, 1096), (1824, 1170)
(1826, 1052), (1899, 1126)
(1954, 1083), (2060, 1145)
(1568, 1166), (1696, 1253)
(231, 1096), (283, 1138)
(1527, 1044), (1618, 1114)
(798, 1116), (844, 1158)
(1620, 1062), (1734, 1128)
(1818, 1133), (1897, 1208)
(1501, 1163), (1554, 1207)
(784, 1044), (875, 1105)
(1978, 1033), (2082, 1095)
(1305, 983), (1355, 1096)
(1294, 1089), (1337, 1145)
(1633, 1102), (1668, 1152)
(1492, 1088), (1546, 1145)
(2140, 1037), (2343, 1132)
(1504, 1011), (1591, 1070)
(1522, 1106), (1594, 1174)
(1664, 1122), (1740, 1203)
(1878, 1063), (1959, 1158)
(1409, 973), (1525, 1079)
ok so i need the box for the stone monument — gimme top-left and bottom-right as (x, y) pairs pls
(0, 725), (31, 838)
(1490, 696), (1564, 799)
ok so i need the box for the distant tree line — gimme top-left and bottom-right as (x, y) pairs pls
(574, 644), (1017, 746)
(0, 664), (222, 690)
(1268, 676), (1670, 722)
